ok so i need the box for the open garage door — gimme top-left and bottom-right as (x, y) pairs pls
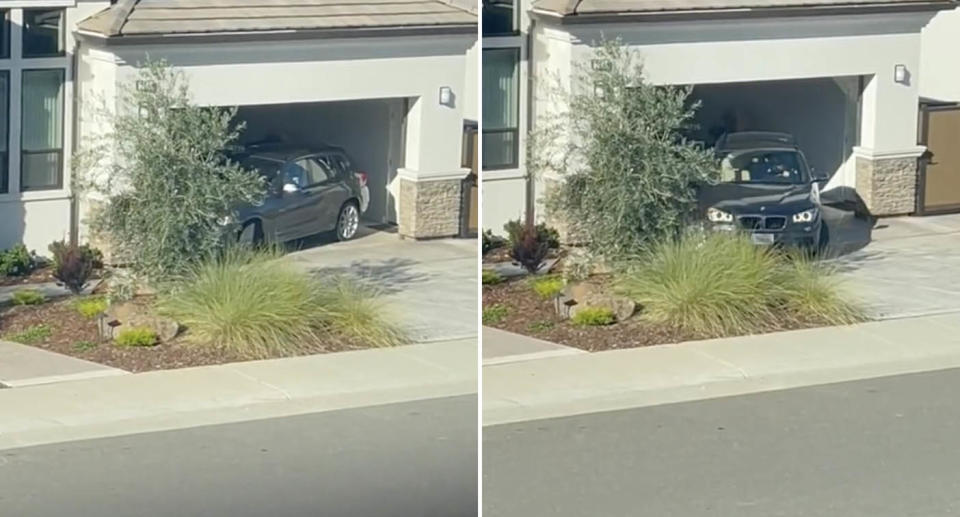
(235, 98), (407, 225)
(688, 77), (861, 188)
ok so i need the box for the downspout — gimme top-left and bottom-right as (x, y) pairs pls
(523, 17), (536, 225)
(68, 38), (80, 246)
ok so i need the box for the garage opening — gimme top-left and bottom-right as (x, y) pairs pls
(234, 98), (409, 225)
(687, 76), (862, 186)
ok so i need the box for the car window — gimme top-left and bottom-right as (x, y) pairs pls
(310, 155), (340, 184)
(330, 154), (353, 176)
(282, 159), (311, 188)
(721, 150), (806, 185)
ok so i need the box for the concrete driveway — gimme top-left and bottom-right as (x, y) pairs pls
(828, 211), (960, 319)
(286, 226), (477, 342)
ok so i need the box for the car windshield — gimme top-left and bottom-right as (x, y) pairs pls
(720, 150), (807, 185)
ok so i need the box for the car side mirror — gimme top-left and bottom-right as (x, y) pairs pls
(282, 183), (301, 194)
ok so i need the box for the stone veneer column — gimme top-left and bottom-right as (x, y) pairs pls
(397, 170), (470, 239)
(853, 149), (921, 216)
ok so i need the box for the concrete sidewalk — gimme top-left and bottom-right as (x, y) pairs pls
(0, 337), (476, 451)
(484, 313), (960, 425)
(0, 340), (128, 387)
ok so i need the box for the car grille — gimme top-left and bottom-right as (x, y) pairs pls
(737, 215), (786, 232)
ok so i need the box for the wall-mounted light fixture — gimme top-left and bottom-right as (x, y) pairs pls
(439, 86), (453, 106)
(894, 64), (909, 85)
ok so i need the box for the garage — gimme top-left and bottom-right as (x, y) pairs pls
(235, 99), (409, 226)
(75, 0), (476, 241)
(688, 76), (862, 189)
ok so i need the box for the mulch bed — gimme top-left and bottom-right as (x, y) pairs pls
(484, 278), (689, 352)
(484, 277), (830, 352)
(0, 298), (366, 373)
(0, 267), (57, 287)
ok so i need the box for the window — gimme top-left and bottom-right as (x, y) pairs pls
(21, 69), (64, 191)
(0, 72), (8, 193)
(308, 156), (338, 185)
(283, 160), (311, 189)
(23, 9), (65, 58)
(482, 0), (517, 36)
(0, 10), (10, 60)
(482, 48), (520, 170)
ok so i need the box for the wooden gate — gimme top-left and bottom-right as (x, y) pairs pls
(461, 123), (479, 237)
(919, 101), (960, 215)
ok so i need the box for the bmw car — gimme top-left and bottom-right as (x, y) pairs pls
(699, 132), (829, 250)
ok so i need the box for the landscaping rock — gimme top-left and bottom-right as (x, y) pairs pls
(102, 301), (180, 342)
(558, 281), (636, 322)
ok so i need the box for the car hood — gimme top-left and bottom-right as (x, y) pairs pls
(698, 183), (818, 216)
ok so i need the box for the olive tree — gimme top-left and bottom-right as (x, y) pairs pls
(75, 59), (265, 282)
(532, 40), (718, 260)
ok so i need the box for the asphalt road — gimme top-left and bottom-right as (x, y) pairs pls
(0, 395), (477, 517)
(484, 369), (960, 517)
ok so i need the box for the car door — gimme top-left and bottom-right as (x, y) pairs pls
(274, 158), (323, 241)
(309, 153), (353, 232)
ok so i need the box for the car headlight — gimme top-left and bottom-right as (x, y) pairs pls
(707, 207), (734, 223)
(217, 215), (235, 227)
(792, 208), (818, 223)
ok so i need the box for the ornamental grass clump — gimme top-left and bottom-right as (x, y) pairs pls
(157, 247), (406, 358)
(617, 231), (865, 336)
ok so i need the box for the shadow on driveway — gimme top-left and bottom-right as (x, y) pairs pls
(307, 257), (430, 296)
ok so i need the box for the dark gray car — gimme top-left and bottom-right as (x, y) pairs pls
(698, 132), (830, 250)
(233, 145), (367, 244)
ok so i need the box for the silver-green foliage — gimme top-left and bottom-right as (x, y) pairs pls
(532, 40), (719, 260)
(77, 59), (265, 282)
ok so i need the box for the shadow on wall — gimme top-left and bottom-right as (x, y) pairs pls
(0, 195), (26, 253)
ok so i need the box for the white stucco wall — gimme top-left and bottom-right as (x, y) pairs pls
(920, 8), (960, 103)
(0, 0), (109, 253)
(464, 39), (479, 122)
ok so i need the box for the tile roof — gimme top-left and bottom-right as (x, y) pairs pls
(78, 0), (477, 38)
(533, 0), (955, 17)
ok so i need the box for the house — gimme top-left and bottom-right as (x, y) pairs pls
(0, 0), (477, 253)
(481, 0), (960, 233)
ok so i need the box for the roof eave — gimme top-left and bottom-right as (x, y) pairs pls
(532, 0), (955, 23)
(75, 23), (477, 46)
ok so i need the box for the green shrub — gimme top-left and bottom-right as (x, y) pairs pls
(617, 232), (864, 336)
(157, 247), (406, 358)
(532, 40), (718, 261)
(528, 320), (555, 333)
(74, 296), (109, 319)
(49, 241), (99, 294)
(482, 269), (505, 285)
(0, 244), (36, 277)
(483, 304), (508, 325)
(530, 275), (565, 299)
(73, 341), (99, 352)
(571, 307), (616, 327)
(76, 59), (266, 283)
(11, 289), (45, 306)
(483, 230), (506, 255)
(6, 324), (52, 344)
(115, 327), (159, 347)
(504, 219), (560, 249)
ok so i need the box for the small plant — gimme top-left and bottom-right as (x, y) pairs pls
(6, 324), (52, 344)
(530, 275), (565, 299)
(483, 304), (509, 325)
(571, 307), (616, 327)
(504, 219), (560, 249)
(0, 244), (36, 277)
(73, 341), (99, 352)
(510, 222), (551, 274)
(562, 250), (595, 283)
(483, 230), (506, 255)
(11, 289), (45, 306)
(114, 327), (159, 347)
(482, 269), (505, 285)
(74, 296), (109, 319)
(49, 241), (98, 294)
(527, 320), (555, 333)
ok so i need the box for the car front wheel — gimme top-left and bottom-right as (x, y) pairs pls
(238, 220), (264, 247)
(336, 202), (360, 241)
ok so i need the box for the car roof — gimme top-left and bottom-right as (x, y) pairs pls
(716, 132), (799, 152)
(238, 143), (348, 162)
